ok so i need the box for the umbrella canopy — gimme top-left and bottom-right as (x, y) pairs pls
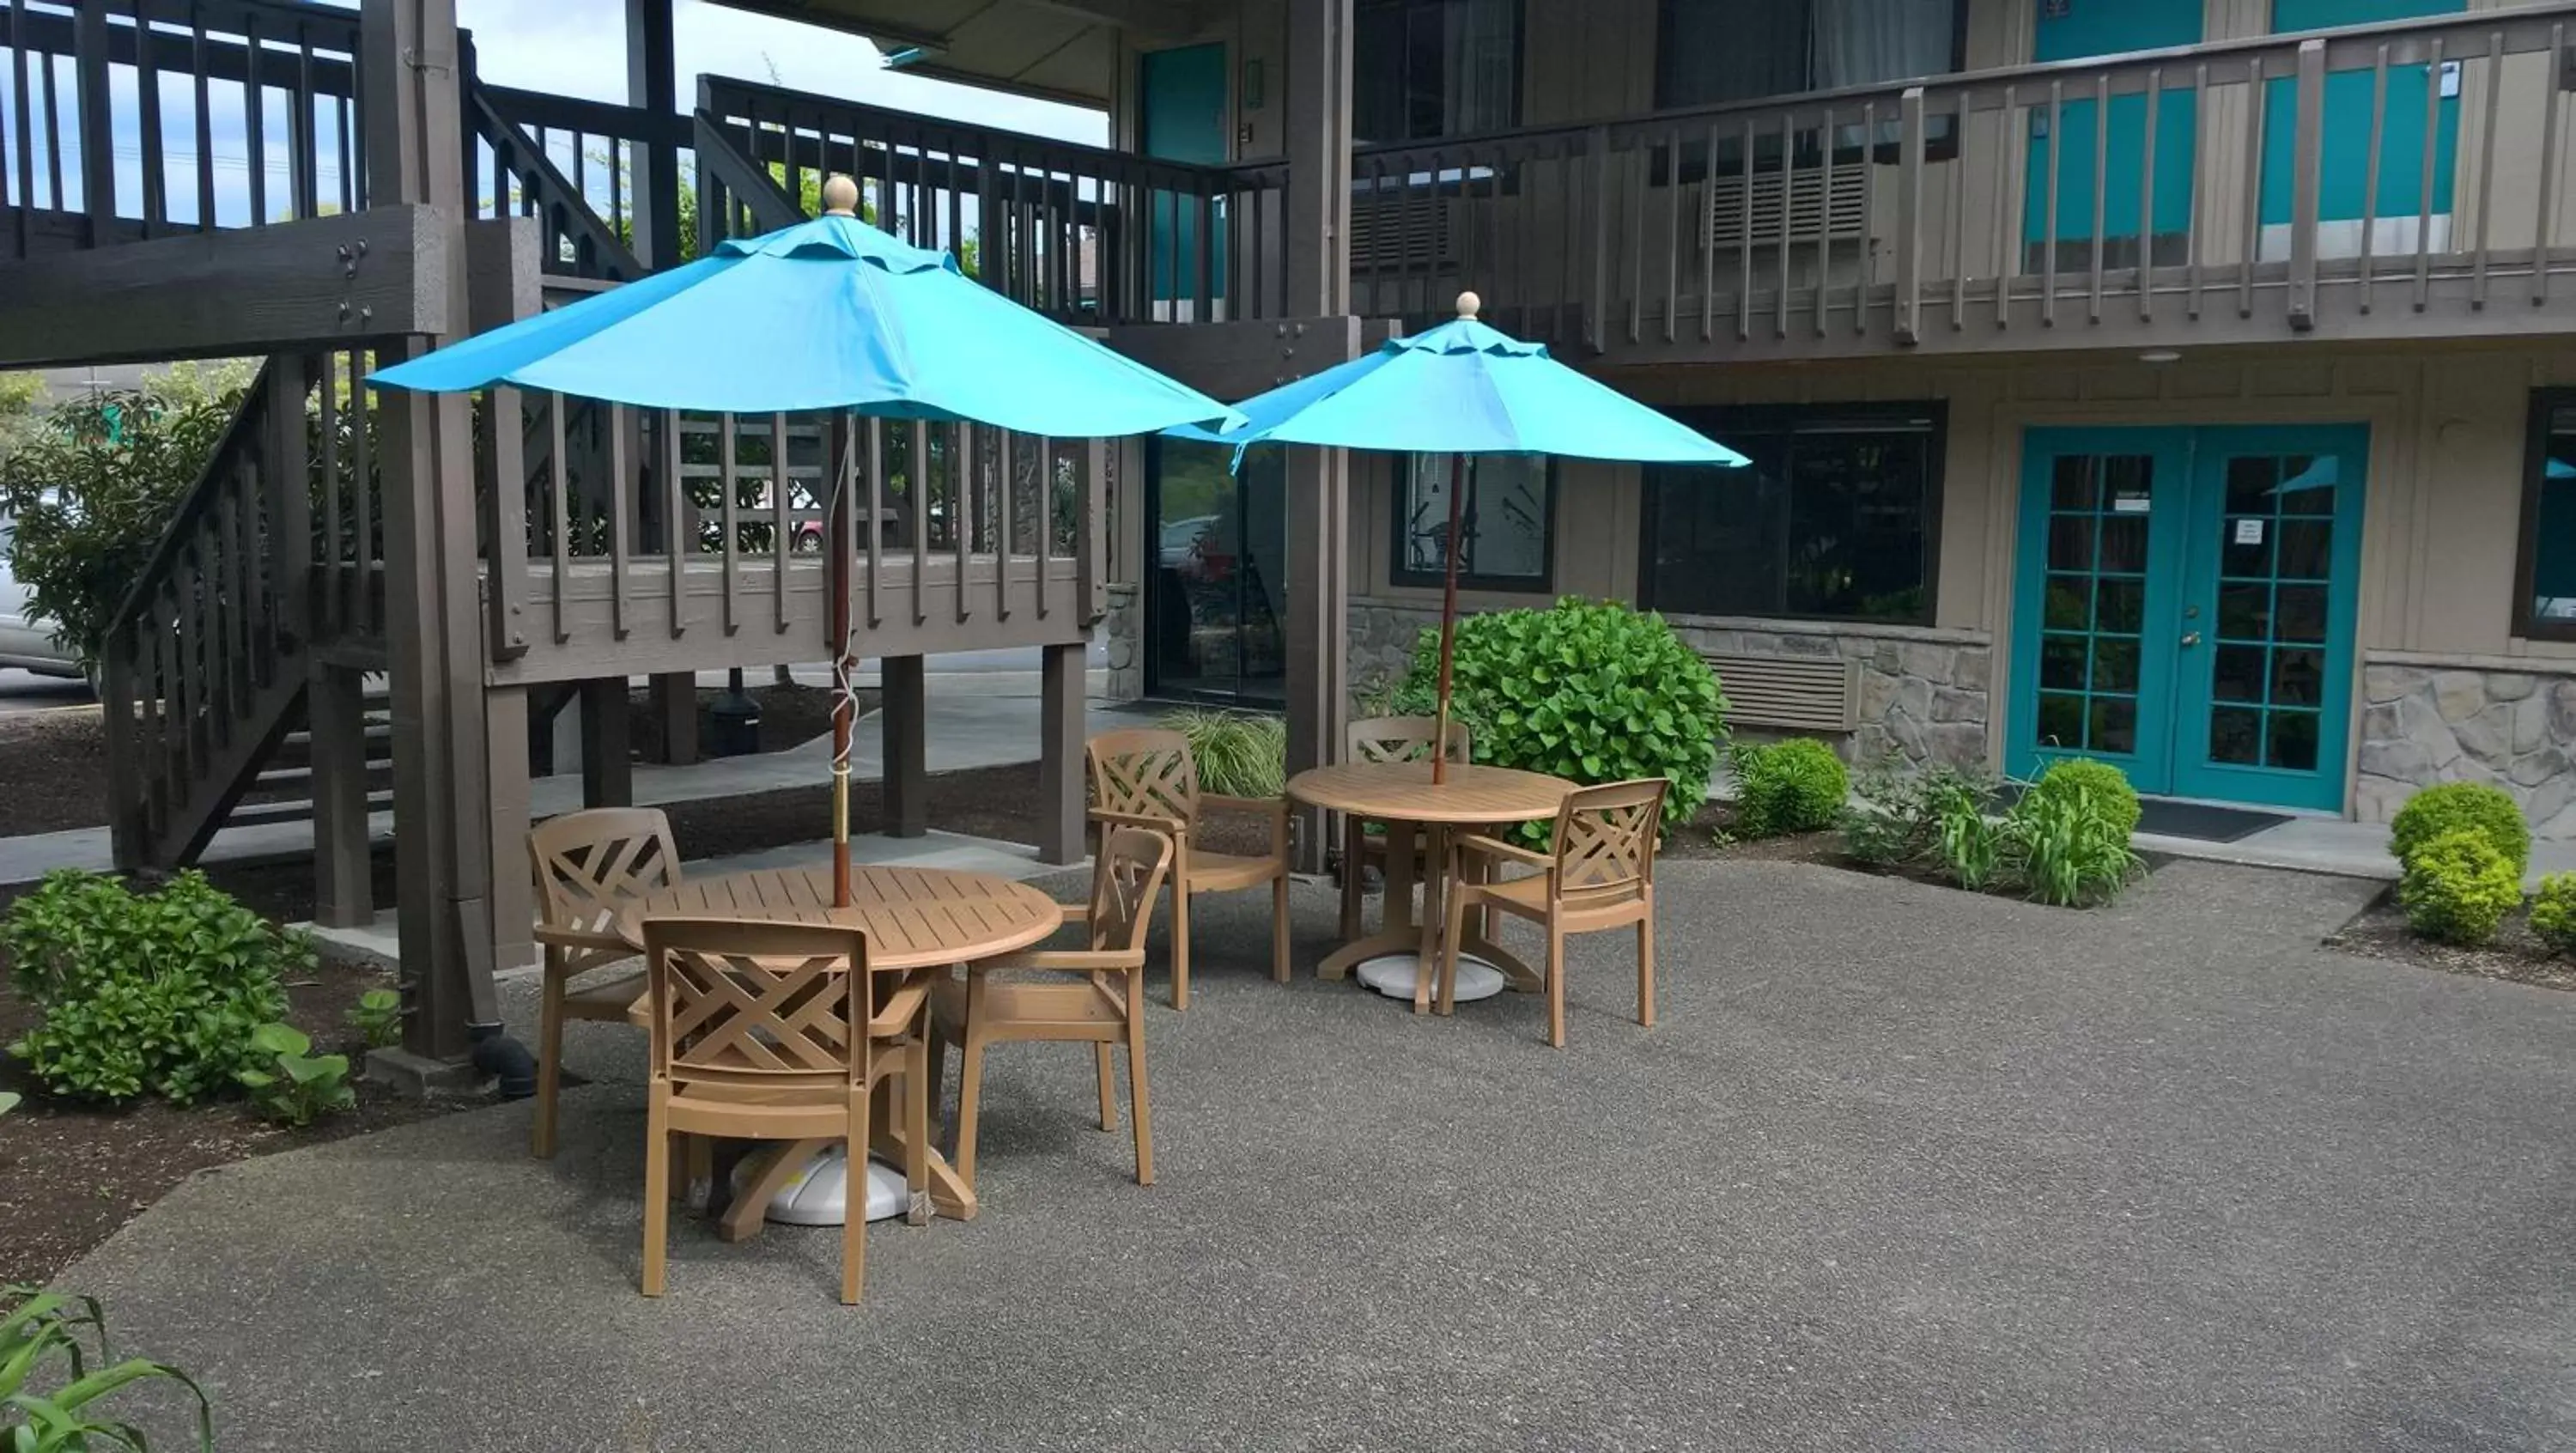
(1168, 293), (1745, 786)
(368, 203), (1239, 438)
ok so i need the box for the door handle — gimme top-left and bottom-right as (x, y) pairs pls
(2180, 630), (2202, 647)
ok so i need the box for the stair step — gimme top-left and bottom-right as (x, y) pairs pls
(252, 759), (393, 793)
(223, 787), (394, 830)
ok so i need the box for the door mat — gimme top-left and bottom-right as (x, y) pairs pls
(2132, 798), (2293, 843)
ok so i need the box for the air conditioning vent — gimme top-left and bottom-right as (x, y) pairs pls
(1707, 166), (1868, 250)
(1704, 652), (1859, 733)
(1350, 194), (1457, 271)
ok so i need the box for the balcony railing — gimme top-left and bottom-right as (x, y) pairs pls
(1353, 1), (2576, 360)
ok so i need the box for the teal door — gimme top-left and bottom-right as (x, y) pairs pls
(2025, 0), (2203, 271)
(2260, 0), (2462, 254)
(1139, 43), (1227, 313)
(2014, 426), (2369, 811)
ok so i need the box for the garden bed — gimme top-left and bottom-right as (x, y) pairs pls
(2324, 889), (2576, 993)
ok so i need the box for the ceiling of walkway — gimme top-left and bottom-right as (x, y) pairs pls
(708, 0), (1205, 108)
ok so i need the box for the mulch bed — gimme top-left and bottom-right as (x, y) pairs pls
(2324, 889), (2576, 993)
(0, 707), (109, 837)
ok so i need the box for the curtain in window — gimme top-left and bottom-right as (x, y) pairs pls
(1658, 0), (1809, 109)
(1443, 0), (1519, 135)
(1811, 0), (1954, 89)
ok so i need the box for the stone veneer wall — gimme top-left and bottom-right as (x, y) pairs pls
(2357, 660), (2576, 836)
(1103, 582), (1143, 702)
(1346, 599), (1995, 769)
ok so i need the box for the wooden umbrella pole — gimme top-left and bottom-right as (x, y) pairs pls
(1431, 449), (1467, 787)
(828, 408), (854, 908)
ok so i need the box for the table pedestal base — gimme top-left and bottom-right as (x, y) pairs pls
(1357, 952), (1507, 1004)
(729, 1145), (910, 1226)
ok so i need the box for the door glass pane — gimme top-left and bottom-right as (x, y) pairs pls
(2031, 452), (2153, 759)
(2209, 705), (2264, 764)
(1149, 440), (1285, 703)
(2048, 516), (2095, 570)
(2092, 637), (2139, 693)
(2269, 709), (2320, 771)
(2221, 517), (2273, 577)
(2275, 519), (2332, 580)
(2270, 647), (2325, 707)
(2041, 635), (2089, 690)
(2038, 692), (2085, 746)
(2051, 454), (2099, 509)
(2213, 645), (2267, 703)
(2045, 575), (2093, 629)
(2088, 697), (2137, 754)
(2094, 578), (2144, 633)
(2196, 451), (2342, 774)
(2097, 515), (2149, 573)
(2275, 584), (2327, 643)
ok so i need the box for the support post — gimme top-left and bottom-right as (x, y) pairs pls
(625, 0), (678, 268)
(365, 0), (500, 1067)
(485, 684), (533, 976)
(580, 676), (634, 807)
(648, 672), (697, 763)
(882, 654), (927, 838)
(307, 662), (374, 929)
(1036, 641), (1084, 865)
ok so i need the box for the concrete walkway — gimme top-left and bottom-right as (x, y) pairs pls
(50, 859), (2576, 1450)
(0, 679), (1130, 886)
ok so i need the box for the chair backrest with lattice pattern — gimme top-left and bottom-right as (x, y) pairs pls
(1549, 779), (1669, 897)
(1347, 714), (1470, 766)
(1086, 728), (1200, 829)
(1087, 826), (1177, 954)
(529, 808), (683, 935)
(642, 918), (870, 1093)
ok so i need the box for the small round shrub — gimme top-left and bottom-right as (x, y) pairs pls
(2530, 872), (2576, 956)
(2390, 781), (2530, 874)
(1401, 597), (1728, 830)
(1732, 738), (1849, 838)
(2024, 757), (2142, 840)
(2397, 829), (2523, 947)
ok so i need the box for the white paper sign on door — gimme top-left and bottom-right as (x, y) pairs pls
(2233, 519), (2264, 545)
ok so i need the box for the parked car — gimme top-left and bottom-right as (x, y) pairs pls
(0, 508), (79, 678)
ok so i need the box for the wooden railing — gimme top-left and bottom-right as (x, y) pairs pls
(0, 0), (362, 259)
(696, 75), (1291, 325)
(1355, 2), (2576, 359)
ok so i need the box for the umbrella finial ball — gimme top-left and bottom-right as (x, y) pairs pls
(821, 173), (860, 217)
(1455, 289), (1481, 319)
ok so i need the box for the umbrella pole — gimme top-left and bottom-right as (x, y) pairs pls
(1431, 452), (1467, 787)
(829, 410), (854, 909)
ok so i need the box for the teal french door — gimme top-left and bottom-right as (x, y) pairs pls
(1139, 42), (1228, 314)
(2012, 426), (2368, 812)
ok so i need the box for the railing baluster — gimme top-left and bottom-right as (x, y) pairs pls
(1858, 98), (1877, 336)
(2189, 64), (2208, 319)
(134, 0), (165, 236)
(2416, 38), (2444, 312)
(720, 410), (739, 635)
(2471, 29), (2503, 309)
(770, 411), (791, 635)
(2138, 69), (2160, 321)
(1776, 111), (1794, 339)
(1033, 434), (1050, 620)
(2241, 53), (2268, 319)
(2360, 46), (2390, 311)
(9, 0), (32, 255)
(549, 392), (570, 644)
(295, 25), (317, 218)
(2536, 25), (2565, 307)
(74, 0), (112, 245)
(1997, 83), (2019, 328)
(995, 430), (1012, 620)
(608, 404), (632, 639)
(350, 352), (373, 634)
(865, 416), (883, 630)
(1895, 88), (1923, 345)
(2290, 40), (2326, 329)
(1626, 136), (1647, 342)
(243, 12), (264, 224)
(1738, 116), (1754, 341)
(1816, 103), (1835, 337)
(1662, 125), (1680, 343)
(2042, 79), (2062, 327)
(954, 421), (972, 623)
(1949, 88), (1968, 330)
(2088, 72), (2110, 325)
(661, 408), (684, 635)
(910, 419), (927, 626)
(319, 353), (343, 635)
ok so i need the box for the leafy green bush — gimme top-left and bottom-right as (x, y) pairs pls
(1731, 738), (1849, 838)
(0, 1090), (15, 1118)
(1935, 790), (2008, 891)
(3, 869), (302, 1105)
(347, 988), (404, 1050)
(2398, 828), (2523, 946)
(2007, 786), (2143, 907)
(2023, 757), (2142, 840)
(236, 1023), (355, 1128)
(1163, 708), (1286, 799)
(2, 1286), (211, 1451)
(1841, 762), (1998, 866)
(2530, 873), (2576, 956)
(0, 368), (248, 676)
(1399, 598), (1728, 830)
(2390, 781), (2530, 874)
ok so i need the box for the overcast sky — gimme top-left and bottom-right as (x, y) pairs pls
(454, 0), (1106, 144)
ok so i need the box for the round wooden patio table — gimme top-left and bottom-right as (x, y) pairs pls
(1286, 761), (1572, 1013)
(617, 864), (1061, 1236)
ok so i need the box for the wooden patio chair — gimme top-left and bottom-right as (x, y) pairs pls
(638, 918), (931, 1305)
(1338, 714), (1473, 939)
(1441, 778), (1669, 1049)
(526, 807), (683, 1159)
(1084, 727), (1290, 1009)
(928, 825), (1176, 1190)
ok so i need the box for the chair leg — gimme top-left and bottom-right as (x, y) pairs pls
(1438, 880), (1470, 1017)
(1170, 882), (1193, 1011)
(640, 1092), (671, 1298)
(903, 1033), (931, 1223)
(683, 1134), (714, 1208)
(841, 1080), (870, 1305)
(1637, 911), (1656, 1030)
(531, 976), (565, 1158)
(1126, 996), (1154, 1186)
(1340, 816), (1364, 939)
(1095, 1043), (1119, 1131)
(1270, 872), (1291, 984)
(954, 1033), (988, 1190)
(1546, 921), (1568, 1049)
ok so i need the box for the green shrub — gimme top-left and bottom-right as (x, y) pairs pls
(1163, 708), (1286, 799)
(1841, 762), (1997, 866)
(236, 1023), (355, 1128)
(2024, 757), (2142, 839)
(1934, 791), (2008, 891)
(2398, 828), (2523, 946)
(2390, 781), (2530, 874)
(2006, 786), (2143, 907)
(1, 1286), (211, 1451)
(347, 988), (404, 1050)
(0, 1090), (15, 1118)
(1400, 598), (1727, 831)
(3, 869), (302, 1105)
(2531, 872), (2576, 956)
(1731, 738), (1849, 838)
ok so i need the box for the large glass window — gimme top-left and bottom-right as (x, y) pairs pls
(2519, 391), (2576, 641)
(1641, 404), (1943, 623)
(1656, 0), (1965, 109)
(1392, 453), (1554, 591)
(1355, 0), (1521, 145)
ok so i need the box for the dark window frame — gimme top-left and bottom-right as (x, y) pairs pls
(1636, 399), (1947, 627)
(1390, 452), (1559, 593)
(1354, 0), (1528, 148)
(1652, 0), (1974, 112)
(2516, 387), (2576, 642)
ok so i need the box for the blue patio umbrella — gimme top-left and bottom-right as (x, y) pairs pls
(1171, 292), (1747, 782)
(373, 176), (1239, 905)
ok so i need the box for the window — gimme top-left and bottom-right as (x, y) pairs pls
(1656, 0), (1966, 110)
(1640, 404), (1943, 623)
(2518, 390), (2576, 640)
(1354, 0), (1521, 145)
(1393, 453), (1554, 591)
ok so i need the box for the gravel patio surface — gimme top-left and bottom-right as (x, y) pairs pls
(47, 858), (2576, 1452)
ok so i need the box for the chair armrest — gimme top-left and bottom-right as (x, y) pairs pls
(535, 924), (634, 953)
(1056, 903), (1092, 926)
(1090, 807), (1186, 836)
(866, 972), (941, 1036)
(1455, 833), (1551, 870)
(975, 949), (1146, 975)
(1200, 793), (1289, 821)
